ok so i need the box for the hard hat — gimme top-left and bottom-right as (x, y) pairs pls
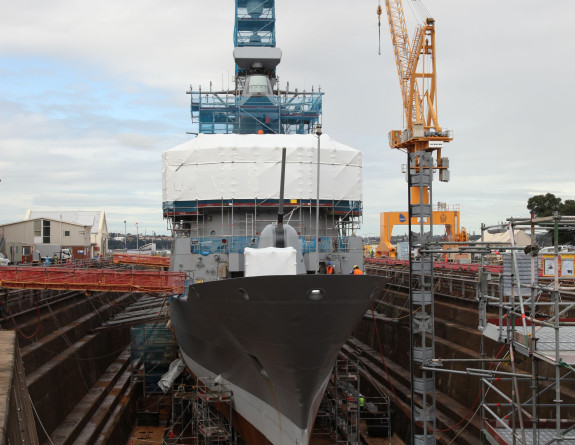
(328, 261), (332, 265)
(354, 265), (358, 268)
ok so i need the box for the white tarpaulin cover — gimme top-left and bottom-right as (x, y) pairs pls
(244, 247), (297, 277)
(158, 358), (185, 393)
(162, 133), (362, 203)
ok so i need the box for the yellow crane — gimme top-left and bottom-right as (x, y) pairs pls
(378, 0), (452, 180)
(377, 2), (454, 442)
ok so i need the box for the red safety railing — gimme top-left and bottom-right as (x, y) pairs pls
(0, 267), (185, 294)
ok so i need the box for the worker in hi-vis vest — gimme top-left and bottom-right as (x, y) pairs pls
(352, 265), (363, 275)
(326, 262), (334, 274)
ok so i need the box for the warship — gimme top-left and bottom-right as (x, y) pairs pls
(162, 1), (385, 443)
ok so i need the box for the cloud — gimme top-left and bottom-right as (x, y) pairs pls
(1, 0), (574, 237)
(117, 133), (160, 150)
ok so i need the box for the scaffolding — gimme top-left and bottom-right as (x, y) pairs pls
(188, 0), (322, 135)
(234, 0), (276, 50)
(412, 214), (575, 443)
(189, 88), (323, 136)
(194, 377), (234, 444)
(170, 384), (195, 441)
(362, 393), (393, 441)
(163, 198), (362, 239)
(316, 357), (392, 444)
(333, 358), (361, 444)
(189, 0), (321, 136)
(477, 215), (575, 444)
(130, 323), (178, 396)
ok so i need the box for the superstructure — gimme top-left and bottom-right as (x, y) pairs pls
(163, 0), (364, 277)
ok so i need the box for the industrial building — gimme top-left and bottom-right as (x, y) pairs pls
(0, 210), (109, 263)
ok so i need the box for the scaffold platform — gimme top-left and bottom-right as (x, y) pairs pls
(518, 325), (575, 366)
(484, 420), (575, 445)
(484, 318), (575, 366)
(0, 267), (185, 294)
(113, 253), (170, 268)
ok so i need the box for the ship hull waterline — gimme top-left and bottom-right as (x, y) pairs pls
(170, 274), (385, 444)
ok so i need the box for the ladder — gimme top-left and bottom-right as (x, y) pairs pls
(245, 213), (254, 237)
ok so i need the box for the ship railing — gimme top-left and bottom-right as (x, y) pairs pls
(300, 236), (350, 254)
(188, 235), (358, 255)
(190, 236), (257, 255)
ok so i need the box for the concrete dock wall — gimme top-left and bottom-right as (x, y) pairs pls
(0, 330), (39, 445)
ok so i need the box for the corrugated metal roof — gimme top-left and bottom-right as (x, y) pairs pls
(25, 210), (103, 234)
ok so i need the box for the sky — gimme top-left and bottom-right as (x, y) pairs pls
(1, 0), (574, 238)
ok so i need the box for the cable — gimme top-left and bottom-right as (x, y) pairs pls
(446, 346), (509, 443)
(8, 297), (41, 339)
(85, 293), (104, 322)
(371, 304), (413, 422)
(29, 394), (55, 445)
(406, 0), (420, 25)
(372, 305), (508, 435)
(375, 305), (420, 321)
(447, 400), (482, 445)
(46, 302), (91, 392)
(411, 0), (431, 22)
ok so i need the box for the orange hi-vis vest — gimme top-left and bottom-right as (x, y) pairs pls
(326, 265), (334, 274)
(353, 268), (363, 275)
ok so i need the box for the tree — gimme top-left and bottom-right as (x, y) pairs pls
(560, 199), (575, 216)
(527, 193), (562, 217)
(528, 194), (575, 245)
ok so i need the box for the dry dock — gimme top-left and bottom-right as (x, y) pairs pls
(1, 255), (574, 444)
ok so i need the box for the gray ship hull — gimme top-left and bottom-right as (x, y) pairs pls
(170, 274), (385, 444)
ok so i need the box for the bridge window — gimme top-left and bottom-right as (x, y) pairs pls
(247, 75), (271, 95)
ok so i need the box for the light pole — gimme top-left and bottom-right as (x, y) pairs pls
(135, 222), (139, 250)
(315, 123), (322, 272)
(124, 220), (127, 251)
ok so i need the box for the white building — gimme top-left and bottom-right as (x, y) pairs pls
(0, 218), (92, 263)
(0, 210), (109, 263)
(25, 210), (108, 257)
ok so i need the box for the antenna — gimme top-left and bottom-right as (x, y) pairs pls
(275, 147), (287, 247)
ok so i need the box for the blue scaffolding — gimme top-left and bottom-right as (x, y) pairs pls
(234, 0), (276, 49)
(189, 88), (322, 135)
(188, 0), (322, 135)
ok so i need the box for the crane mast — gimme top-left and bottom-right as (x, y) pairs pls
(379, 1), (456, 443)
(381, 0), (452, 176)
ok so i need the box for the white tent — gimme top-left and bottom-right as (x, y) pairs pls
(483, 229), (531, 246)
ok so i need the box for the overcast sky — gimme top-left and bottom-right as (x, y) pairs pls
(1, 0), (574, 238)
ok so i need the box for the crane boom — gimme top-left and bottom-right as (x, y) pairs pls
(381, 0), (452, 172)
(385, 0), (411, 117)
